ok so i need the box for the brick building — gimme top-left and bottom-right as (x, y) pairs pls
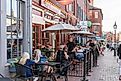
(89, 6), (103, 37)
(32, 0), (79, 50)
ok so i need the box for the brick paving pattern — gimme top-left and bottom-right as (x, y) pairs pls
(88, 50), (119, 81)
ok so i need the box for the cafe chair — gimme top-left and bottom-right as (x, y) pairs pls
(14, 63), (35, 81)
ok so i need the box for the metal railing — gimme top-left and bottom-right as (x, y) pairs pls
(67, 48), (98, 81)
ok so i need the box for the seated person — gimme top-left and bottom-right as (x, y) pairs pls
(48, 52), (56, 61)
(75, 46), (84, 61)
(55, 45), (69, 76)
(19, 52), (35, 77)
(33, 49), (43, 63)
(56, 45), (69, 63)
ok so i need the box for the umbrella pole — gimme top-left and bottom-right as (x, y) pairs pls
(52, 33), (55, 52)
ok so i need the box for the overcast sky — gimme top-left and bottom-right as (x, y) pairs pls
(94, 0), (121, 33)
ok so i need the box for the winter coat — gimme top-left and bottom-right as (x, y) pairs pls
(117, 44), (121, 59)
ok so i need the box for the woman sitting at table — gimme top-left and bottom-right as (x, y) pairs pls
(33, 49), (43, 63)
(75, 46), (84, 61)
(19, 52), (35, 77)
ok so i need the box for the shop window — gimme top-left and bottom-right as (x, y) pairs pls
(6, 0), (25, 59)
(95, 11), (98, 18)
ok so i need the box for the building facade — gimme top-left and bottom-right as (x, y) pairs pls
(0, 0), (33, 75)
(0, 0), (103, 75)
(89, 6), (103, 37)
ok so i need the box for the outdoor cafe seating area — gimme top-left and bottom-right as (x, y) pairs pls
(1, 23), (105, 81)
(2, 37), (104, 81)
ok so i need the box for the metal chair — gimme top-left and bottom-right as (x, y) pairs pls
(14, 63), (34, 81)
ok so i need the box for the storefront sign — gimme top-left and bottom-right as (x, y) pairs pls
(41, 0), (61, 14)
(92, 23), (100, 25)
(32, 14), (45, 24)
(79, 21), (88, 32)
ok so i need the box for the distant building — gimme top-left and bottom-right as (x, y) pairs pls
(106, 32), (113, 42)
(89, 6), (103, 37)
(117, 32), (121, 42)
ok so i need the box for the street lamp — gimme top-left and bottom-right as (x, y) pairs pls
(113, 21), (117, 56)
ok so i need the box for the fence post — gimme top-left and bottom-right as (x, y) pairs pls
(89, 49), (92, 72)
(82, 49), (88, 81)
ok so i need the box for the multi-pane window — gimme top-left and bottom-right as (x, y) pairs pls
(95, 11), (98, 18)
(6, 0), (25, 59)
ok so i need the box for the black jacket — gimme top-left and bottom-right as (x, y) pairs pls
(117, 44), (121, 59)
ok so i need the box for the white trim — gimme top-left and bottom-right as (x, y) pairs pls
(32, 5), (44, 12)
(92, 23), (100, 25)
(32, 14), (45, 24)
(44, 18), (58, 24)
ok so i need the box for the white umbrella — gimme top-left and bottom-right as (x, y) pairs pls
(42, 23), (78, 32)
(71, 31), (93, 35)
(42, 23), (78, 51)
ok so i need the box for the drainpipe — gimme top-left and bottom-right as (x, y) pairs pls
(0, 0), (7, 76)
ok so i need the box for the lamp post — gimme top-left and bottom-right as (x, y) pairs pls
(113, 21), (117, 56)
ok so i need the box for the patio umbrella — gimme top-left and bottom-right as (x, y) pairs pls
(71, 31), (93, 35)
(42, 23), (78, 32)
(42, 23), (78, 51)
(70, 31), (93, 45)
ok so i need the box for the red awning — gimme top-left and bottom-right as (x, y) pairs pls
(56, 0), (74, 5)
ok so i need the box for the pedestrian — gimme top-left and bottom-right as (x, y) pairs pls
(106, 43), (109, 49)
(117, 44), (121, 80)
(100, 44), (104, 56)
(89, 40), (98, 67)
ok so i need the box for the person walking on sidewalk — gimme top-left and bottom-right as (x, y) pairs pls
(117, 44), (121, 80)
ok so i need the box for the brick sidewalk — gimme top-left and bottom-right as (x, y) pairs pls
(88, 50), (119, 81)
(58, 50), (119, 81)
